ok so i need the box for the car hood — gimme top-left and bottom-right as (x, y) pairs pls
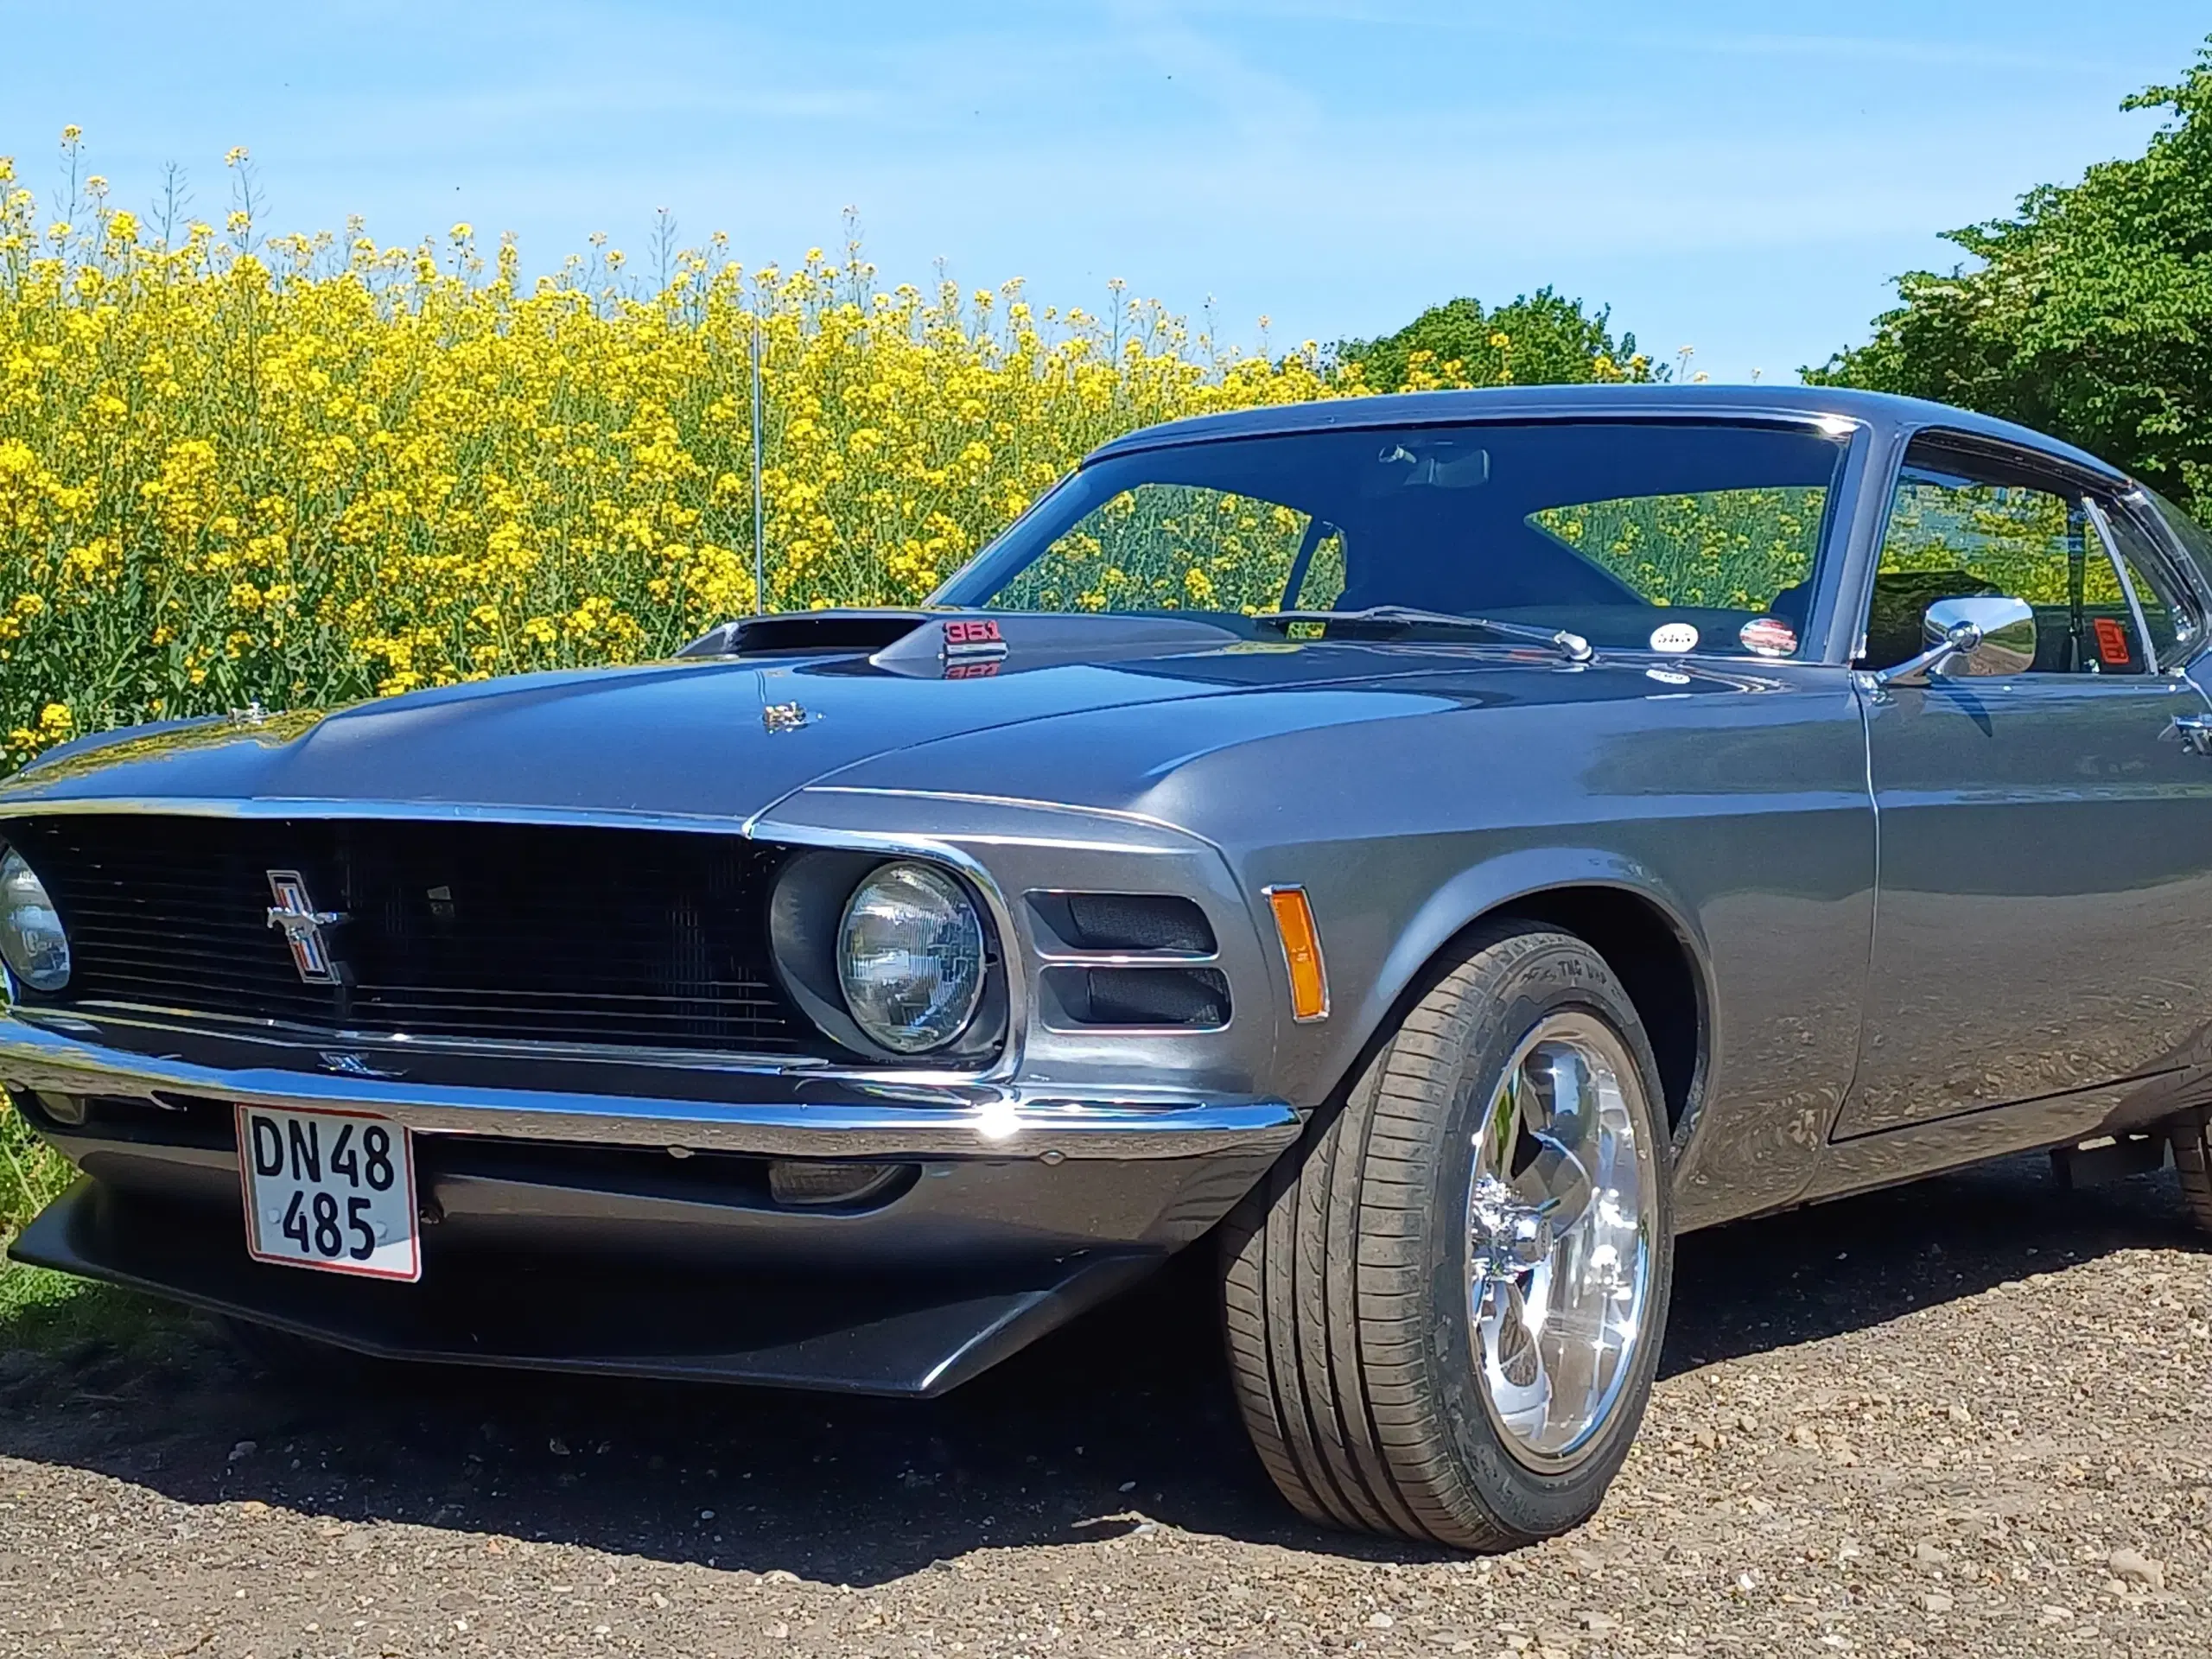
(0, 640), (1484, 825)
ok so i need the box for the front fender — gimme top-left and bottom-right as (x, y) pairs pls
(1360, 845), (1716, 1078)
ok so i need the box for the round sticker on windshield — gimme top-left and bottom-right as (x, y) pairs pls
(1649, 621), (1699, 654)
(1738, 616), (1797, 658)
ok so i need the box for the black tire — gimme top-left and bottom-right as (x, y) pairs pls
(2168, 1106), (2212, 1232)
(1219, 922), (1675, 1551)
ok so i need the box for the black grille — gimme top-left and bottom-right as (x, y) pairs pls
(2, 815), (817, 1055)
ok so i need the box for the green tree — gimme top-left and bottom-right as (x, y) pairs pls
(1336, 289), (1656, 391)
(1811, 39), (2212, 506)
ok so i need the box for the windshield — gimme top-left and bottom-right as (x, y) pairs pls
(931, 419), (1852, 659)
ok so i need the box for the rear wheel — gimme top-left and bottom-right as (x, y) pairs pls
(1219, 923), (1674, 1550)
(2168, 1106), (2212, 1232)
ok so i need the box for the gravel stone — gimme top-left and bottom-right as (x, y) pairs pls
(0, 1153), (2205, 1656)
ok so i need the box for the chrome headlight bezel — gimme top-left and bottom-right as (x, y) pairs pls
(0, 842), (70, 993)
(767, 849), (1005, 1065)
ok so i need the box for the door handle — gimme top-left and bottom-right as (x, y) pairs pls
(2171, 713), (2212, 754)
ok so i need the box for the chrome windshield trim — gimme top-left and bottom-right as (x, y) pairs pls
(0, 1017), (1298, 1161)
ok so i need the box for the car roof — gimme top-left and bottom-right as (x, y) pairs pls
(1084, 384), (2126, 482)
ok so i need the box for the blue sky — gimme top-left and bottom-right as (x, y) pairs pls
(3, 1), (2207, 381)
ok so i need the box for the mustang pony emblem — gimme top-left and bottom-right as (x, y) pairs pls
(264, 870), (348, 984)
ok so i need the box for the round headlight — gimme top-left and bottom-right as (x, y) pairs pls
(0, 846), (69, 992)
(837, 861), (987, 1054)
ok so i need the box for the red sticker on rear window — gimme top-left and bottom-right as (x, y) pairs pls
(2093, 616), (2132, 665)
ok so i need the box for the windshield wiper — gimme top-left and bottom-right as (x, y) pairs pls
(1254, 605), (1594, 664)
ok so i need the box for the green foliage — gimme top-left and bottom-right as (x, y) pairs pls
(1337, 289), (1657, 391)
(0, 1092), (69, 1240)
(1534, 488), (1827, 610)
(1003, 486), (1334, 613)
(1811, 37), (2212, 507)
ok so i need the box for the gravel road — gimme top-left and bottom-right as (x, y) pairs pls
(0, 1152), (2205, 1657)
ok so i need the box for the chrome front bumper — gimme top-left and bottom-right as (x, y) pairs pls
(2, 1010), (1304, 1394)
(0, 1011), (1301, 1162)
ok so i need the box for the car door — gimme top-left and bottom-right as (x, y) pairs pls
(1836, 435), (2212, 1138)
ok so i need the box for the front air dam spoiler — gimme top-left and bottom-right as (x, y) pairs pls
(10, 1179), (1160, 1397)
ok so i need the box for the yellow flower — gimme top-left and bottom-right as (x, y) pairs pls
(0, 151), (1628, 760)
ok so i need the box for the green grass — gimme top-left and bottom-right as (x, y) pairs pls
(0, 1094), (70, 1238)
(0, 1259), (182, 1361)
(0, 1093), (168, 1355)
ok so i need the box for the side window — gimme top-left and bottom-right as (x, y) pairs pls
(2145, 486), (2212, 601)
(992, 484), (1343, 613)
(2102, 496), (2203, 668)
(1863, 442), (2151, 674)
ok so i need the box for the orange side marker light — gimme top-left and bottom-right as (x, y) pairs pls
(1264, 885), (1331, 1023)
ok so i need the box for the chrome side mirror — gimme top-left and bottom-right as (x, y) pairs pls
(1872, 594), (2037, 687)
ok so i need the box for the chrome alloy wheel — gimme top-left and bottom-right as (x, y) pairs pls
(1465, 1013), (1658, 1469)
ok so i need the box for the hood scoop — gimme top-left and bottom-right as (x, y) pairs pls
(679, 609), (1243, 678)
(677, 610), (935, 659)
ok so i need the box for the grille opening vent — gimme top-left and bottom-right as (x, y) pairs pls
(1046, 965), (1230, 1029)
(1029, 892), (1216, 957)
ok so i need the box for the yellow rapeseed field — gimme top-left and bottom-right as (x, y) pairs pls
(0, 136), (1650, 774)
(3, 150), (1306, 766)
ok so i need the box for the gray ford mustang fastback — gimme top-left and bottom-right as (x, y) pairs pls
(7, 385), (2212, 1550)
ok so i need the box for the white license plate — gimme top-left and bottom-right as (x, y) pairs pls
(236, 1105), (422, 1282)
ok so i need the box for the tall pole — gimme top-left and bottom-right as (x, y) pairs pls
(750, 313), (766, 614)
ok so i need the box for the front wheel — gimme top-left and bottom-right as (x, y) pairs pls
(1219, 923), (1675, 1550)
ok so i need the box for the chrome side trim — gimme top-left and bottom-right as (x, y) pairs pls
(0, 1018), (1299, 1161)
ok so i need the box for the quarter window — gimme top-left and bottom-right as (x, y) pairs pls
(2095, 499), (2200, 668)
